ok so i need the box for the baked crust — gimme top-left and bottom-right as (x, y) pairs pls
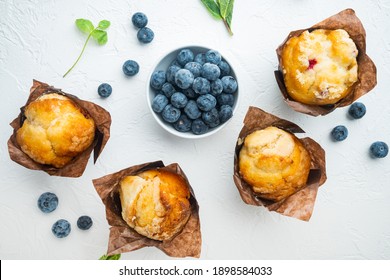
(16, 93), (95, 168)
(238, 126), (311, 201)
(119, 169), (191, 241)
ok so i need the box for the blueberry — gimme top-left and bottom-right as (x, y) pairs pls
(197, 94), (217, 112)
(97, 83), (112, 98)
(218, 60), (231, 76)
(175, 69), (194, 89)
(166, 65), (181, 84)
(219, 105), (233, 123)
(194, 53), (206, 65)
(150, 70), (166, 90)
(184, 62), (202, 78)
(152, 94), (169, 113)
(370, 141), (388, 158)
(173, 114), (192, 132)
(132, 12), (148, 28)
(217, 93), (235, 107)
(221, 76), (238, 94)
(210, 79), (223, 96)
(77, 215), (93, 230)
(201, 63), (220, 81)
(205, 50), (222, 65)
(192, 119), (209, 135)
(202, 108), (220, 128)
(52, 219), (71, 238)
(192, 77), (211, 95)
(348, 102), (366, 119)
(170, 60), (182, 67)
(183, 88), (199, 99)
(122, 60), (139, 76)
(177, 49), (194, 67)
(331, 125), (348, 141)
(184, 100), (201, 119)
(171, 92), (188, 109)
(37, 192), (58, 213)
(161, 82), (176, 98)
(162, 104), (181, 123)
(137, 27), (154, 43)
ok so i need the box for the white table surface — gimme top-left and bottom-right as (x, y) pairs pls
(1, 0), (390, 260)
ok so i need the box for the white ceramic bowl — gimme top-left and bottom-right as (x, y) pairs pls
(147, 46), (239, 139)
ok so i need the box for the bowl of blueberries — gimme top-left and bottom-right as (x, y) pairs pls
(147, 46), (239, 139)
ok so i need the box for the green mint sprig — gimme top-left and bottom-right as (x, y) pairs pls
(200, 0), (235, 36)
(99, 253), (121, 260)
(63, 19), (110, 78)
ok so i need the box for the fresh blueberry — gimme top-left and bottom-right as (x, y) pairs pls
(162, 104), (181, 123)
(201, 63), (220, 81)
(122, 60), (139, 76)
(37, 192), (58, 213)
(370, 141), (388, 158)
(166, 65), (181, 84)
(52, 219), (71, 238)
(221, 76), (238, 94)
(184, 62), (202, 78)
(218, 60), (231, 76)
(184, 100), (201, 120)
(205, 49), (222, 65)
(171, 92), (188, 109)
(177, 49), (194, 67)
(331, 125), (348, 141)
(132, 12), (148, 28)
(202, 108), (220, 128)
(173, 114), (192, 132)
(219, 105), (233, 123)
(197, 94), (217, 112)
(183, 88), (199, 99)
(152, 94), (169, 113)
(150, 70), (166, 90)
(194, 53), (206, 65)
(77, 216), (93, 230)
(175, 69), (194, 89)
(192, 77), (211, 95)
(137, 27), (154, 43)
(192, 119), (209, 135)
(348, 102), (366, 119)
(98, 83), (112, 98)
(210, 79), (223, 96)
(170, 60), (182, 67)
(161, 82), (176, 98)
(217, 93), (235, 107)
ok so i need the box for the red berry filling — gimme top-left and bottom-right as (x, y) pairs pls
(308, 59), (317, 70)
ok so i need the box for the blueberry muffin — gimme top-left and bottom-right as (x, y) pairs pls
(280, 29), (358, 105)
(16, 93), (95, 168)
(238, 126), (311, 202)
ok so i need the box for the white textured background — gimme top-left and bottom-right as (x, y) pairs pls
(1, 0), (390, 260)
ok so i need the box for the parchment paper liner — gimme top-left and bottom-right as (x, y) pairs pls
(7, 80), (111, 177)
(92, 161), (201, 258)
(233, 107), (327, 221)
(275, 8), (377, 116)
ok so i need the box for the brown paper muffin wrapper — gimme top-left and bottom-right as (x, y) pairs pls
(275, 8), (377, 116)
(233, 107), (327, 221)
(7, 80), (111, 177)
(92, 161), (202, 258)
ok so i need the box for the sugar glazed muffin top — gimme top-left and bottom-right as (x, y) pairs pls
(16, 93), (95, 168)
(281, 29), (358, 105)
(238, 126), (311, 202)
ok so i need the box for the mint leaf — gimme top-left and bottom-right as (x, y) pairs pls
(75, 19), (94, 34)
(200, 0), (222, 19)
(98, 20), (110, 30)
(91, 29), (108, 45)
(99, 254), (121, 260)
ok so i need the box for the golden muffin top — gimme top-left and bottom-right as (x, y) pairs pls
(16, 93), (95, 168)
(281, 29), (358, 105)
(119, 169), (191, 241)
